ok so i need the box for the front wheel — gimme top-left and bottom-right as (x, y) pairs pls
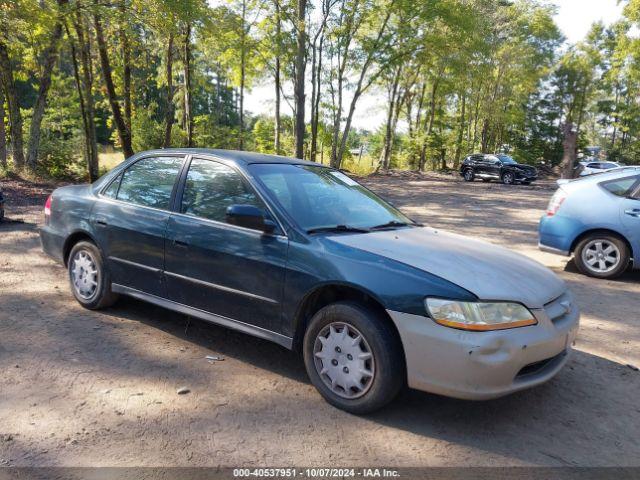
(502, 171), (515, 185)
(574, 234), (630, 279)
(463, 169), (475, 182)
(303, 302), (405, 414)
(68, 241), (119, 309)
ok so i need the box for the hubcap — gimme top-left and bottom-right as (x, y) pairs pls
(582, 240), (620, 273)
(71, 250), (99, 299)
(465, 170), (473, 180)
(313, 322), (375, 399)
(504, 173), (513, 184)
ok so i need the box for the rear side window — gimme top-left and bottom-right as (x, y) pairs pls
(117, 156), (183, 209)
(600, 176), (639, 197)
(180, 158), (264, 224)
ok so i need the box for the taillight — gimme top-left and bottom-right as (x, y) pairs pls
(546, 189), (566, 217)
(44, 195), (52, 218)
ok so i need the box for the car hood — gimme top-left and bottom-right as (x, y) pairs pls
(328, 227), (565, 309)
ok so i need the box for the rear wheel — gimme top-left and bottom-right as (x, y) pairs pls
(303, 302), (405, 414)
(574, 234), (630, 279)
(463, 169), (475, 182)
(68, 241), (119, 309)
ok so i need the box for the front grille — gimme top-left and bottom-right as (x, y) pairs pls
(544, 291), (573, 326)
(516, 351), (567, 378)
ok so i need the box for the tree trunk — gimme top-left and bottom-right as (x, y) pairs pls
(293, 0), (306, 159)
(0, 94), (6, 168)
(184, 24), (193, 147)
(119, 0), (132, 136)
(26, 0), (68, 171)
(72, 12), (99, 180)
(238, 0), (246, 150)
(453, 92), (466, 169)
(419, 78), (439, 171)
(560, 123), (578, 179)
(163, 32), (174, 148)
(380, 66), (402, 170)
(94, 14), (134, 158)
(0, 41), (25, 169)
(274, 0), (281, 154)
(310, 35), (324, 163)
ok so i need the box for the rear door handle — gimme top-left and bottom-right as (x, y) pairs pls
(625, 209), (640, 218)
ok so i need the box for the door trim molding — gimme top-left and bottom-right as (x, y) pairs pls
(111, 284), (293, 349)
(109, 256), (162, 274)
(164, 270), (279, 304)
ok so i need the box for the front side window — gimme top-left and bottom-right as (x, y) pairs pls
(249, 164), (411, 231)
(600, 176), (639, 197)
(181, 158), (264, 224)
(117, 156), (183, 209)
(103, 174), (122, 199)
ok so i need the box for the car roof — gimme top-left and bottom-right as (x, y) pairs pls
(133, 148), (322, 167)
(560, 166), (640, 188)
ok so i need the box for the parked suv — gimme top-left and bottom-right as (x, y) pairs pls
(41, 149), (578, 413)
(461, 154), (538, 185)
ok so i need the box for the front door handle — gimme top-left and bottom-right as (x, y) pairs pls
(625, 209), (640, 218)
(93, 217), (108, 227)
(173, 239), (189, 247)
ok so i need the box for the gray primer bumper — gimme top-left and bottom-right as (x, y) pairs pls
(387, 300), (579, 400)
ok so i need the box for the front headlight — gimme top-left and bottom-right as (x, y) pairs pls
(425, 298), (537, 331)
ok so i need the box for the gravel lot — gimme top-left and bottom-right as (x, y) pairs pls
(0, 173), (639, 467)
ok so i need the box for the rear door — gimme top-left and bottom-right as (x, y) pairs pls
(617, 177), (640, 256)
(92, 155), (185, 297)
(164, 157), (288, 332)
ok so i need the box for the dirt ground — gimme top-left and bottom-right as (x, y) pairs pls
(0, 173), (638, 468)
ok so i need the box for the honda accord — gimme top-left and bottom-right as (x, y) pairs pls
(40, 149), (579, 413)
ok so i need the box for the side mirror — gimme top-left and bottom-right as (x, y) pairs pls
(226, 204), (276, 233)
(226, 205), (276, 233)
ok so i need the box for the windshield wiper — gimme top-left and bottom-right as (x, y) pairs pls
(306, 225), (370, 235)
(369, 220), (416, 230)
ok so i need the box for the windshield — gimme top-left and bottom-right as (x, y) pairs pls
(248, 164), (412, 231)
(497, 155), (517, 165)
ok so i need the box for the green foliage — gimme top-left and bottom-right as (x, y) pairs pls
(2, 0), (640, 179)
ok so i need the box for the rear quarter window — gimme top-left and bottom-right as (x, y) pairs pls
(600, 176), (639, 197)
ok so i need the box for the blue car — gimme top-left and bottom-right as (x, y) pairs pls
(539, 167), (640, 279)
(41, 149), (579, 413)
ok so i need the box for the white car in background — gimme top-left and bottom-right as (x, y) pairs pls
(578, 161), (622, 176)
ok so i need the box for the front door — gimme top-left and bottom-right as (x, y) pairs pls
(164, 157), (288, 332)
(92, 155), (185, 297)
(620, 181), (640, 259)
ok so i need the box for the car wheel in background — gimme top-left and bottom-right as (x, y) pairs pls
(68, 241), (119, 309)
(463, 169), (475, 182)
(574, 234), (630, 279)
(502, 172), (515, 185)
(303, 301), (405, 414)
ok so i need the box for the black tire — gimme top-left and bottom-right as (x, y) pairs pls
(574, 233), (630, 279)
(502, 171), (515, 185)
(463, 169), (475, 182)
(303, 301), (405, 414)
(67, 241), (119, 309)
